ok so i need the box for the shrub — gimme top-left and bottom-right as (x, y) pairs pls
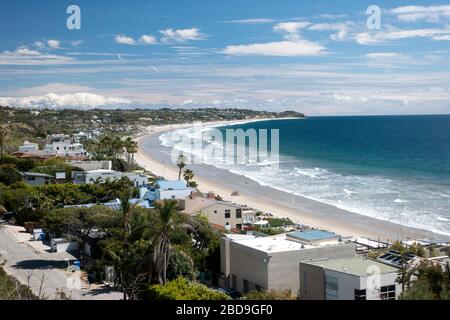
(144, 277), (229, 300)
(0, 165), (22, 186)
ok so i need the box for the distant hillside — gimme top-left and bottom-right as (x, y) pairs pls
(0, 106), (304, 154)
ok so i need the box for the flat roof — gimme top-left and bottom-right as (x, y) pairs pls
(288, 230), (339, 242)
(304, 257), (399, 276)
(22, 172), (54, 178)
(234, 235), (309, 253)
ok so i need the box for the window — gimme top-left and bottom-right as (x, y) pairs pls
(236, 209), (242, 218)
(325, 276), (338, 300)
(225, 210), (231, 218)
(214, 210), (217, 214)
(380, 285), (396, 300)
(354, 289), (366, 300)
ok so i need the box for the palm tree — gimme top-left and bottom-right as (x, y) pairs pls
(124, 137), (138, 165)
(112, 137), (124, 159)
(151, 199), (178, 285)
(183, 169), (194, 186)
(176, 152), (187, 180)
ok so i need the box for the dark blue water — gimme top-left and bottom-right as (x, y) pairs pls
(232, 115), (450, 181)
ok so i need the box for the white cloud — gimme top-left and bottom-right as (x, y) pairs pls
(160, 28), (204, 43)
(0, 92), (132, 109)
(356, 28), (450, 45)
(225, 18), (275, 24)
(391, 5), (450, 23)
(224, 21), (325, 57)
(223, 40), (325, 56)
(47, 40), (61, 49)
(140, 35), (157, 44)
(366, 52), (405, 59)
(0, 46), (73, 65)
(308, 22), (352, 41)
(115, 34), (136, 45)
(273, 21), (310, 41)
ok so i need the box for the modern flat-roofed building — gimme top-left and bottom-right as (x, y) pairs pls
(220, 230), (357, 296)
(299, 257), (401, 300)
(44, 140), (88, 159)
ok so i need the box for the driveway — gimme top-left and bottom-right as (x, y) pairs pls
(0, 223), (122, 300)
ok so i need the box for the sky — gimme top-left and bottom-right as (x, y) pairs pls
(1, 0), (450, 115)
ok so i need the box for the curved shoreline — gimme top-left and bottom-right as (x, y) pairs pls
(134, 119), (450, 242)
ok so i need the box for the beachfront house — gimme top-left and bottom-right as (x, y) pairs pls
(179, 196), (247, 230)
(220, 230), (357, 296)
(72, 169), (148, 187)
(299, 257), (401, 300)
(142, 180), (193, 203)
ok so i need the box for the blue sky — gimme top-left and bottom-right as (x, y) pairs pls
(1, 0), (450, 115)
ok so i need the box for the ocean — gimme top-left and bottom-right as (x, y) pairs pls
(160, 115), (450, 236)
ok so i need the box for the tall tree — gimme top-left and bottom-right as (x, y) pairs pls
(176, 153), (186, 181)
(124, 137), (138, 165)
(151, 199), (178, 285)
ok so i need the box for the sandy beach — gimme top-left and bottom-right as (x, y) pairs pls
(134, 119), (450, 243)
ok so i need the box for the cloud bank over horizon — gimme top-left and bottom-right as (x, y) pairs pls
(0, 92), (132, 110)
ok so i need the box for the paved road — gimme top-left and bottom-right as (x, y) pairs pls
(0, 224), (122, 300)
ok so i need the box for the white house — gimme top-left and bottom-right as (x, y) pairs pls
(18, 141), (39, 153)
(72, 169), (148, 187)
(143, 180), (193, 202)
(44, 139), (88, 158)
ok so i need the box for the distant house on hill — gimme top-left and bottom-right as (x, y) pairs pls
(21, 172), (55, 186)
(14, 135), (89, 160)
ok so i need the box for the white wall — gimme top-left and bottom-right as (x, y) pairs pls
(157, 189), (192, 200)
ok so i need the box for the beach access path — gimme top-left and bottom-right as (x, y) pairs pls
(0, 223), (122, 300)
